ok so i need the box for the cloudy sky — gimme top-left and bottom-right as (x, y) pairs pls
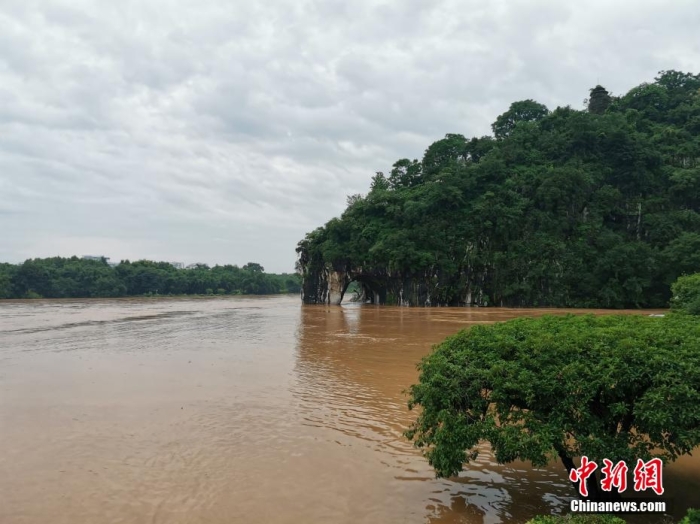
(1, 0), (698, 272)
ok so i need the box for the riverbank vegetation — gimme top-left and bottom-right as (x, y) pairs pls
(405, 313), (700, 502)
(0, 257), (301, 299)
(671, 273), (700, 314)
(298, 70), (700, 308)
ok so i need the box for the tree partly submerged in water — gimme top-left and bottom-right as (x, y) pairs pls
(405, 314), (700, 501)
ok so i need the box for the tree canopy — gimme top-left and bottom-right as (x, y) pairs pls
(405, 313), (700, 501)
(671, 272), (700, 314)
(0, 257), (300, 299)
(298, 70), (700, 308)
(492, 99), (550, 139)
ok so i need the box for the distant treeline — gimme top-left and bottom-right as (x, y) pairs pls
(0, 257), (301, 299)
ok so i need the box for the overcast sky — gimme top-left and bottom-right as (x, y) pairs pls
(1, 0), (699, 272)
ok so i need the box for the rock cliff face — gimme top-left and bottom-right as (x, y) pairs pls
(299, 265), (352, 305)
(299, 262), (491, 307)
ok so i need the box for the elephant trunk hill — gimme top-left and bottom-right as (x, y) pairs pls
(297, 71), (700, 308)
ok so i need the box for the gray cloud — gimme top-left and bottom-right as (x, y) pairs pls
(1, 0), (699, 271)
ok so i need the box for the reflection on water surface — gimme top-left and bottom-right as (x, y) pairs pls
(0, 296), (695, 523)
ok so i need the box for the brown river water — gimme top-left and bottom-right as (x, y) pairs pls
(0, 296), (698, 524)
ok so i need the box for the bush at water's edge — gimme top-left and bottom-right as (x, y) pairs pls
(680, 509), (700, 524)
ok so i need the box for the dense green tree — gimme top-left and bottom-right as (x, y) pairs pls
(405, 314), (700, 501)
(242, 262), (264, 273)
(422, 133), (469, 178)
(0, 257), (300, 299)
(298, 70), (700, 308)
(388, 158), (422, 189)
(671, 273), (700, 314)
(0, 263), (15, 298)
(680, 509), (700, 524)
(369, 171), (390, 192)
(492, 99), (550, 139)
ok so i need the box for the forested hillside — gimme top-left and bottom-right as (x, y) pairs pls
(298, 71), (700, 308)
(0, 257), (300, 299)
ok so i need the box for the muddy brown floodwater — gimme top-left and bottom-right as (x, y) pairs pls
(0, 296), (698, 523)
